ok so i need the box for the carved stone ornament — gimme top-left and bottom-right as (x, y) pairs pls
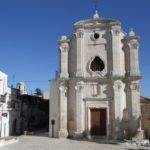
(59, 43), (69, 52)
(111, 26), (121, 36)
(75, 31), (84, 38)
(130, 83), (140, 92)
(113, 80), (122, 90)
(75, 81), (84, 91)
(59, 82), (67, 93)
(111, 29), (120, 36)
(129, 41), (139, 49)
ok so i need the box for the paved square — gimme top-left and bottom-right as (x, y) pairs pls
(0, 135), (150, 150)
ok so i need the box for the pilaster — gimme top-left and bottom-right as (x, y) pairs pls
(74, 81), (84, 137)
(111, 26), (124, 77)
(128, 36), (140, 76)
(112, 80), (126, 139)
(58, 81), (68, 138)
(74, 30), (84, 77)
(59, 36), (70, 78)
(129, 82), (141, 119)
(126, 81), (142, 137)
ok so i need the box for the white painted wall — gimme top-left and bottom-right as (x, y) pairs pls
(0, 71), (8, 95)
(49, 80), (59, 137)
(0, 94), (10, 137)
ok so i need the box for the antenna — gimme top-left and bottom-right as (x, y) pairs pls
(94, 0), (98, 11)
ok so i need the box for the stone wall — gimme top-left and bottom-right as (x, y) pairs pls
(141, 96), (150, 139)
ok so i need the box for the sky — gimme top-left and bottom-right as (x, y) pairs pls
(0, 0), (150, 97)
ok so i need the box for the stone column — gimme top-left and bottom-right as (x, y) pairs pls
(75, 30), (84, 77)
(59, 35), (70, 78)
(74, 81), (84, 137)
(113, 80), (126, 140)
(58, 82), (68, 138)
(111, 26), (124, 76)
(128, 34), (140, 76)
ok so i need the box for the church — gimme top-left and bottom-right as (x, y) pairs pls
(49, 10), (143, 140)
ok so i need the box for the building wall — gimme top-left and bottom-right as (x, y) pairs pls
(1, 75), (49, 137)
(49, 80), (59, 137)
(0, 71), (7, 95)
(0, 99), (10, 137)
(50, 14), (142, 140)
(18, 94), (49, 133)
(0, 71), (9, 137)
(141, 97), (150, 139)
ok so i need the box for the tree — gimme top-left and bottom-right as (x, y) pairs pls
(34, 88), (43, 97)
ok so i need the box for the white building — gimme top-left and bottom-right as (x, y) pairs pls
(43, 92), (50, 100)
(0, 70), (10, 137)
(0, 70), (7, 95)
(0, 72), (49, 138)
(50, 10), (144, 140)
(0, 71), (27, 137)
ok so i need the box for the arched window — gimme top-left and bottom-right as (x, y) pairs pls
(90, 56), (105, 72)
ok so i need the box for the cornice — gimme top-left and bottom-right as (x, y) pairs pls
(74, 18), (121, 30)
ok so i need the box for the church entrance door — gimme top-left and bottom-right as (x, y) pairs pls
(90, 109), (106, 136)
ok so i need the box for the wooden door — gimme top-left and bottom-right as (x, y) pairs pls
(12, 119), (17, 135)
(91, 109), (106, 136)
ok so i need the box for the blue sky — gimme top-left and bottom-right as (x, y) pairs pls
(0, 0), (150, 97)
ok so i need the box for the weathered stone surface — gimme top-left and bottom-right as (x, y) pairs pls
(50, 12), (142, 140)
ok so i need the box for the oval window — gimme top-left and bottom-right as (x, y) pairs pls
(94, 33), (100, 39)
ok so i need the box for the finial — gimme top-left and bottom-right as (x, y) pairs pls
(129, 28), (135, 36)
(93, 10), (100, 19)
(93, 0), (100, 19)
(61, 33), (67, 40)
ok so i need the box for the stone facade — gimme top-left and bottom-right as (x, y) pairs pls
(50, 11), (143, 140)
(141, 96), (150, 139)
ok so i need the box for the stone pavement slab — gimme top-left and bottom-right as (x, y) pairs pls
(0, 135), (150, 150)
(0, 136), (18, 147)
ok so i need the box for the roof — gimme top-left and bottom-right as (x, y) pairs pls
(140, 96), (150, 104)
(18, 94), (48, 101)
(74, 17), (121, 30)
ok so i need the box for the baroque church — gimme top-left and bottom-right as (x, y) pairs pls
(49, 10), (143, 140)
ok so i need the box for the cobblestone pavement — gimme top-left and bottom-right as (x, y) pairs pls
(0, 135), (150, 150)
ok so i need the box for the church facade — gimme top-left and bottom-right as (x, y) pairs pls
(50, 11), (143, 140)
